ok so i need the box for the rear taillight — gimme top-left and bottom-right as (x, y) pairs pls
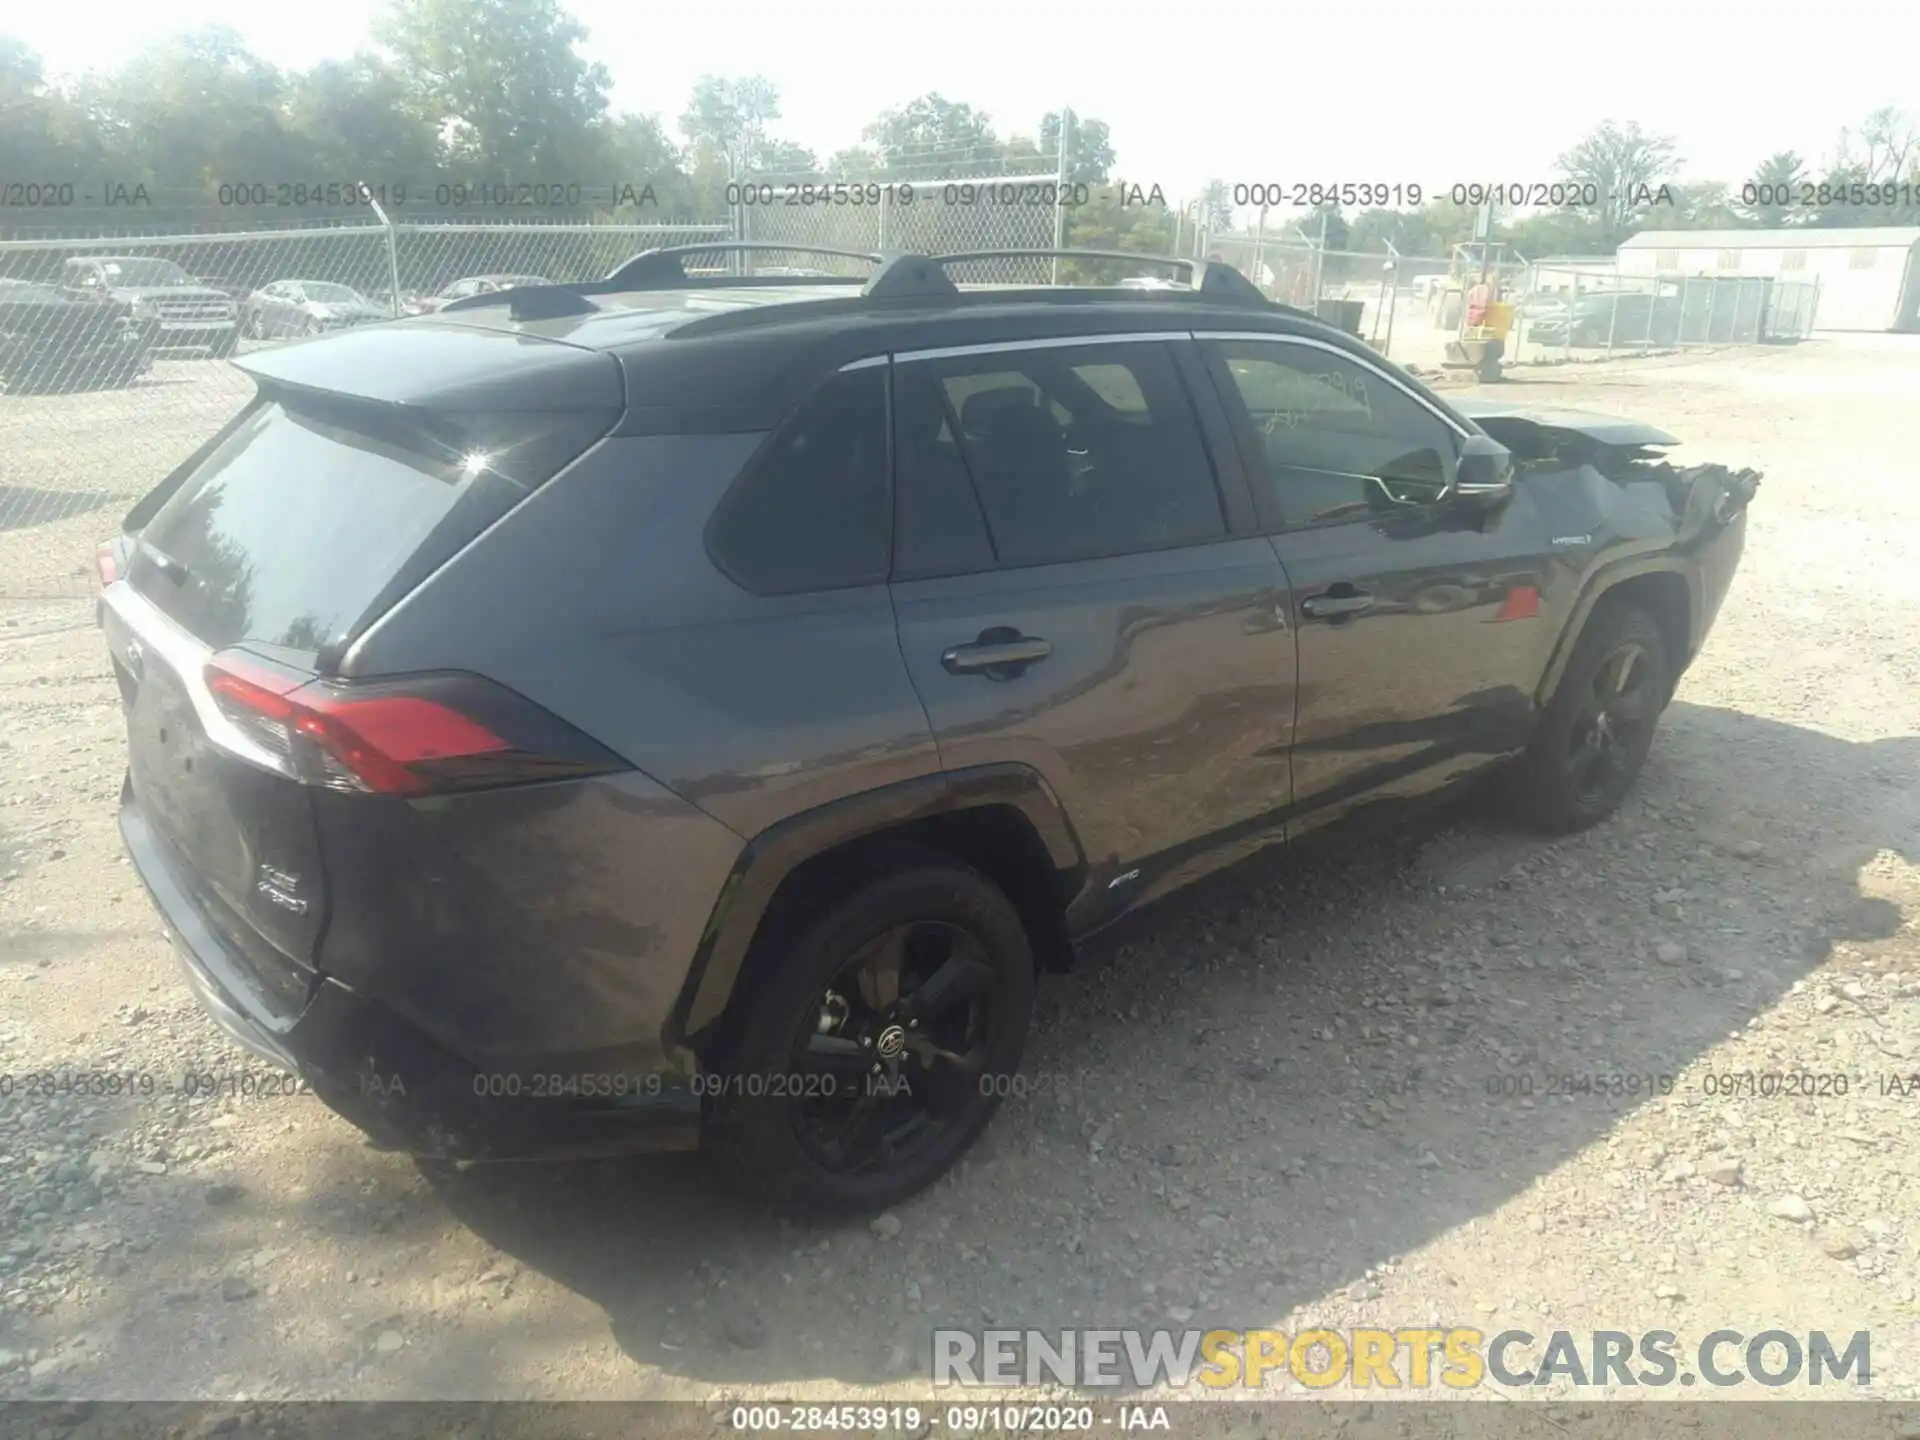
(204, 652), (626, 796)
(95, 540), (119, 588)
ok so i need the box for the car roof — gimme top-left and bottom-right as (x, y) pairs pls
(238, 268), (1475, 439)
(430, 283), (1440, 433)
(414, 281), (1335, 349)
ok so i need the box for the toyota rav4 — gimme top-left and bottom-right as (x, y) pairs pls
(97, 244), (1759, 1213)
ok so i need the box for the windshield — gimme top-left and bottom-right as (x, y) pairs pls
(300, 283), (365, 303)
(94, 259), (196, 287)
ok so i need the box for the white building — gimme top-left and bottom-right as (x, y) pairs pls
(1614, 227), (1920, 332)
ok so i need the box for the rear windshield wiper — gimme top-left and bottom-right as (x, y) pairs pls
(137, 538), (193, 587)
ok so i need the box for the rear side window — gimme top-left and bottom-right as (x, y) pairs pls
(130, 398), (610, 657)
(707, 365), (890, 594)
(893, 342), (1224, 571)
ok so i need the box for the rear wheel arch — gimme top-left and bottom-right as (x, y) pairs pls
(673, 766), (1086, 1059)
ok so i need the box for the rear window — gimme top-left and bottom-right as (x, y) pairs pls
(130, 398), (610, 658)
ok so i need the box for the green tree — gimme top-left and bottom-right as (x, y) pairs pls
(861, 94), (1002, 179)
(593, 112), (696, 215)
(825, 145), (881, 178)
(282, 56), (441, 183)
(1502, 207), (1607, 257)
(375, 0), (612, 178)
(1849, 106), (1918, 184)
(1556, 119), (1680, 239)
(92, 27), (302, 195)
(754, 140), (820, 178)
(1039, 110), (1115, 184)
(1664, 181), (1743, 230)
(1808, 108), (1920, 225)
(1058, 185), (1177, 280)
(1417, 196), (1480, 254)
(679, 74), (783, 177)
(0, 39), (106, 187)
(1740, 150), (1807, 226)
(1196, 178), (1234, 234)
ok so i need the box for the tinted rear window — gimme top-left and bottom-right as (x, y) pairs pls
(131, 398), (609, 657)
(706, 365), (890, 594)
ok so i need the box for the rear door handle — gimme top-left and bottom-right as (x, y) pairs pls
(1300, 588), (1376, 620)
(941, 637), (1052, 675)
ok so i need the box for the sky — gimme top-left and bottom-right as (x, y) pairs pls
(10, 0), (1910, 205)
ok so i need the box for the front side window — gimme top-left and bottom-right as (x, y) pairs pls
(708, 365), (891, 594)
(892, 341), (1225, 572)
(1206, 339), (1459, 529)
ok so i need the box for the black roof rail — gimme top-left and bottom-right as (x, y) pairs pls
(862, 252), (961, 300)
(602, 242), (886, 289)
(436, 284), (602, 321)
(928, 249), (1279, 308)
(429, 245), (1312, 326)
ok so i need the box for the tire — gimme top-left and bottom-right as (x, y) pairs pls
(703, 857), (1035, 1215)
(210, 330), (238, 359)
(1508, 599), (1670, 834)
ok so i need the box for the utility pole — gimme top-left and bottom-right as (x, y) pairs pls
(1251, 201), (1270, 295)
(1051, 106), (1070, 285)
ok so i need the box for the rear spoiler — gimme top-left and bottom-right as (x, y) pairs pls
(232, 319), (623, 413)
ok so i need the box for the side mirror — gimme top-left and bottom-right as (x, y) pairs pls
(1453, 433), (1514, 506)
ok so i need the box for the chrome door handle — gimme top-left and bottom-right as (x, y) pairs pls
(941, 637), (1052, 675)
(1300, 590), (1375, 620)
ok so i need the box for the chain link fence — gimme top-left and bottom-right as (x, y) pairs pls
(1505, 264), (1821, 364)
(1197, 234), (1474, 370)
(0, 219), (723, 597)
(1198, 231), (1822, 374)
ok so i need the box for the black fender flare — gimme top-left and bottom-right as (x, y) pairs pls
(1535, 553), (1700, 707)
(666, 764), (1085, 1048)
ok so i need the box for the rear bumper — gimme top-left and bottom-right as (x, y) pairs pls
(120, 787), (701, 1161)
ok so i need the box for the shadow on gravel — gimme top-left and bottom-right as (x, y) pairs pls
(369, 702), (1915, 1390)
(0, 487), (120, 533)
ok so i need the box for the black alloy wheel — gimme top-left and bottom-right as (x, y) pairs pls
(1564, 638), (1659, 810)
(704, 858), (1034, 1213)
(790, 919), (997, 1177)
(1508, 599), (1670, 834)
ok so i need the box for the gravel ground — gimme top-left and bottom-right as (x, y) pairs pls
(0, 337), (1915, 1415)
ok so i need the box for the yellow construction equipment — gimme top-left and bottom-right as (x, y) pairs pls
(1444, 289), (1514, 382)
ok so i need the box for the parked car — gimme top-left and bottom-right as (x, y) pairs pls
(0, 278), (154, 393)
(60, 257), (239, 357)
(412, 273), (552, 313)
(365, 287), (419, 318)
(243, 280), (390, 340)
(1526, 288), (1684, 347)
(96, 247), (1759, 1214)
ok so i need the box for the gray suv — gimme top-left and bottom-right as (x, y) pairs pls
(98, 245), (1758, 1214)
